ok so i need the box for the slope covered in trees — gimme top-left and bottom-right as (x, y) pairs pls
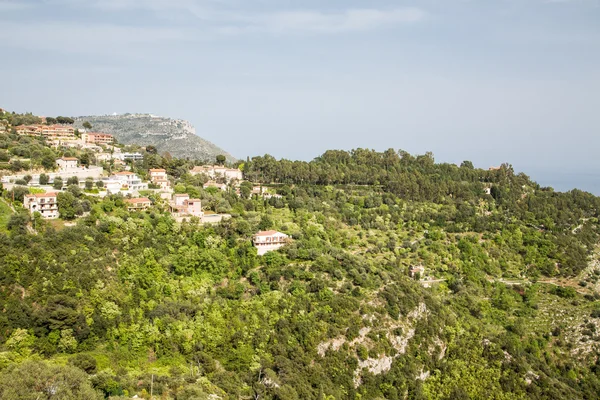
(0, 148), (599, 399)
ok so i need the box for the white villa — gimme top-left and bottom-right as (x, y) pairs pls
(110, 171), (148, 192)
(203, 181), (227, 191)
(191, 165), (243, 182)
(56, 157), (78, 171)
(253, 230), (290, 256)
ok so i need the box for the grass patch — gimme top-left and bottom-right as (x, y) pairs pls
(0, 198), (14, 232)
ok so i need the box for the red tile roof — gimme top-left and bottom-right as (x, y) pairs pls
(125, 197), (151, 204)
(25, 192), (58, 198)
(255, 230), (280, 237)
(149, 168), (166, 172)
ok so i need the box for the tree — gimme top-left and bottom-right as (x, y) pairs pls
(7, 213), (30, 234)
(216, 154), (226, 165)
(10, 160), (24, 172)
(58, 191), (82, 220)
(0, 360), (102, 399)
(56, 116), (75, 124)
(145, 145), (158, 154)
(41, 154), (56, 170)
(85, 177), (94, 190)
(82, 121), (92, 130)
(96, 180), (104, 189)
(67, 176), (79, 186)
(45, 117), (57, 125)
(24, 175), (32, 184)
(39, 173), (50, 185)
(69, 354), (97, 374)
(80, 153), (91, 167)
(461, 160), (474, 169)
(10, 186), (30, 202)
(67, 184), (82, 197)
(53, 177), (63, 190)
(240, 181), (253, 199)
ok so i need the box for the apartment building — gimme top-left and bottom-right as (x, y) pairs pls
(23, 193), (59, 219)
(82, 132), (114, 145)
(149, 168), (170, 190)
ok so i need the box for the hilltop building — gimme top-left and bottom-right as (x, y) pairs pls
(23, 193), (59, 219)
(253, 230), (290, 256)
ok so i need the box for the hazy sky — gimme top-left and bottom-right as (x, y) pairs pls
(1, 0), (599, 192)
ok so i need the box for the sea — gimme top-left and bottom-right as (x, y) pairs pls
(529, 171), (600, 196)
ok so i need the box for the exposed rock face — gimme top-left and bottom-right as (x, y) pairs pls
(75, 114), (236, 162)
(317, 302), (439, 388)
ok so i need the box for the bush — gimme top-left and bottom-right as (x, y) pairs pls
(551, 286), (577, 299)
(0, 361), (102, 399)
(69, 354), (98, 374)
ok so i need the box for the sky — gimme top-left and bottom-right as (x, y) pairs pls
(1, 0), (599, 193)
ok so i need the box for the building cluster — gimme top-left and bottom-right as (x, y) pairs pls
(16, 124), (76, 146)
(15, 155), (287, 232)
(14, 124), (114, 147)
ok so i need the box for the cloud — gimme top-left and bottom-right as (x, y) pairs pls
(37, 1), (427, 34)
(224, 8), (427, 35)
(0, 0), (33, 11)
(0, 22), (189, 55)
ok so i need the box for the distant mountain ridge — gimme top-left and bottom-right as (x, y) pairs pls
(74, 113), (236, 162)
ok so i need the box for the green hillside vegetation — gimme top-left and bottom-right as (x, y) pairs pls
(0, 137), (600, 398)
(0, 197), (14, 233)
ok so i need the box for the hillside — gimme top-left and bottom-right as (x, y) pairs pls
(74, 114), (236, 162)
(1, 125), (600, 399)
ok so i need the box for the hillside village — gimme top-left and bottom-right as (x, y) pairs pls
(0, 108), (288, 253)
